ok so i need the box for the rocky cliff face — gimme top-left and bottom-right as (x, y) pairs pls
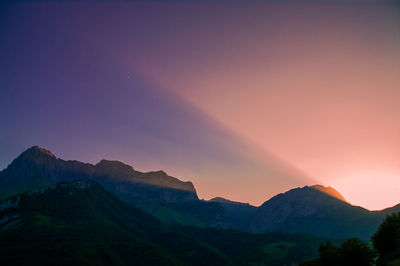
(0, 146), (93, 193)
(250, 185), (384, 239)
(0, 146), (197, 202)
(0, 146), (231, 228)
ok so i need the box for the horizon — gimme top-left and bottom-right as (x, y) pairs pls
(1, 0), (399, 211)
(1, 144), (397, 212)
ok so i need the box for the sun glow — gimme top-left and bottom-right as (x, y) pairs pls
(332, 172), (400, 211)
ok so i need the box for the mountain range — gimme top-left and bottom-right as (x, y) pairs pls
(0, 179), (325, 265)
(1, 146), (399, 241)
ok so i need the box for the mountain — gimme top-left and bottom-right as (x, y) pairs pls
(0, 180), (228, 265)
(1, 146), (196, 198)
(0, 146), (229, 228)
(0, 180), (325, 266)
(209, 197), (257, 231)
(310, 185), (346, 201)
(250, 185), (390, 239)
(1, 146), (399, 240)
(377, 203), (400, 216)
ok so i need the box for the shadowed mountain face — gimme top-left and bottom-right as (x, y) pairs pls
(0, 180), (228, 266)
(208, 186), (400, 240)
(0, 180), (325, 266)
(1, 146), (400, 240)
(250, 186), (390, 239)
(209, 197), (257, 231)
(0, 146), (230, 228)
(1, 146), (196, 195)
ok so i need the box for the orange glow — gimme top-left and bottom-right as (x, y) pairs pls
(332, 172), (400, 210)
(131, 2), (400, 209)
(72, 1), (400, 209)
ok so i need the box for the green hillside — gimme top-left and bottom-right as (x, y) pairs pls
(0, 180), (326, 265)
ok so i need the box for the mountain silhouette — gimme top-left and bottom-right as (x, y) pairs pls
(1, 146), (399, 240)
(0, 180), (325, 266)
(3, 146), (196, 194)
(0, 146), (229, 228)
(250, 185), (390, 239)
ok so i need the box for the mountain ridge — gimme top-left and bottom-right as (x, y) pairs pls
(310, 184), (346, 202)
(250, 185), (385, 239)
(0, 146), (230, 228)
(3, 146), (196, 194)
(1, 146), (399, 240)
(0, 179), (326, 266)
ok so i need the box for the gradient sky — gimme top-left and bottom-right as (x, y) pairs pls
(1, 1), (399, 210)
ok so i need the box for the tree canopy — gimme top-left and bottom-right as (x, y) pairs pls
(372, 212), (400, 265)
(301, 212), (400, 266)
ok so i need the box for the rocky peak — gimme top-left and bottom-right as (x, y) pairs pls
(263, 185), (346, 206)
(5, 146), (58, 172)
(256, 185), (350, 221)
(17, 146), (56, 160)
(311, 185), (346, 202)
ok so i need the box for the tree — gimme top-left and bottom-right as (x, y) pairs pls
(339, 238), (375, 266)
(372, 212), (400, 265)
(318, 241), (340, 266)
(300, 239), (375, 266)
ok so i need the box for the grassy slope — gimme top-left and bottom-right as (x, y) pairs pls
(0, 181), (327, 265)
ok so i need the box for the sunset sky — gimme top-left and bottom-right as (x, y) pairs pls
(1, 1), (399, 210)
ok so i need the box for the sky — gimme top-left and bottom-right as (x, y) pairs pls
(1, 1), (399, 210)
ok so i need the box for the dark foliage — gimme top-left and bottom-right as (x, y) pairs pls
(300, 238), (375, 266)
(0, 180), (325, 266)
(301, 212), (400, 266)
(372, 212), (400, 265)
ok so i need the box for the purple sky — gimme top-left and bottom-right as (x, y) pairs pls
(1, 1), (399, 209)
